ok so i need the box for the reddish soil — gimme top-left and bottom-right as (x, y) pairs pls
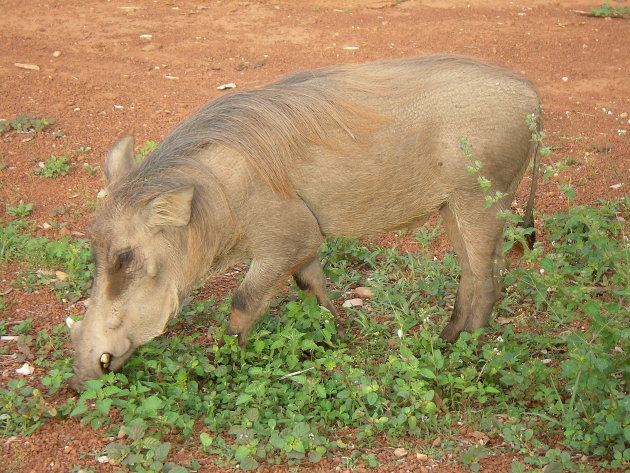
(0, 0), (628, 472)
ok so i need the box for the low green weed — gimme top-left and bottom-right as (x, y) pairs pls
(0, 219), (93, 300)
(136, 140), (157, 161)
(3, 199), (628, 470)
(6, 201), (33, 218)
(0, 115), (56, 134)
(591, 2), (630, 17)
(35, 155), (71, 178)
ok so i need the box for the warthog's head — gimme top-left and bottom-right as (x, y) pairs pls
(68, 136), (200, 390)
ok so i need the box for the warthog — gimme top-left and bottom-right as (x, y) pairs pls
(68, 55), (541, 390)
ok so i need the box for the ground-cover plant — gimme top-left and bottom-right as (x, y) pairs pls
(590, 2), (630, 17)
(0, 115), (56, 134)
(1, 198), (627, 471)
(6, 201), (33, 218)
(35, 155), (72, 178)
(0, 218), (93, 300)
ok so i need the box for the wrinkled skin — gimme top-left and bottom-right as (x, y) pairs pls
(69, 137), (195, 390)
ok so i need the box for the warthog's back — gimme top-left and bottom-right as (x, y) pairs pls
(284, 56), (540, 236)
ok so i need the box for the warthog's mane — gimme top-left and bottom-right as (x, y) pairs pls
(136, 62), (393, 198)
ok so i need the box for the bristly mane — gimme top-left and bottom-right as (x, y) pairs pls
(141, 66), (387, 198)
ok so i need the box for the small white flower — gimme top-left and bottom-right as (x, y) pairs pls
(496, 336), (504, 343)
(397, 329), (403, 338)
(539, 268), (545, 274)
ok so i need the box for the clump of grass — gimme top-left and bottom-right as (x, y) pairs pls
(35, 155), (71, 178)
(0, 115), (56, 134)
(591, 2), (630, 17)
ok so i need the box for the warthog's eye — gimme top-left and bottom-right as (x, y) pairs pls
(114, 249), (134, 272)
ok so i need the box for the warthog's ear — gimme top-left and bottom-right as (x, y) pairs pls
(105, 135), (137, 185)
(146, 186), (195, 227)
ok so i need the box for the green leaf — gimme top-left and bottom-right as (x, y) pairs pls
(418, 368), (436, 379)
(162, 463), (189, 473)
(154, 442), (172, 462)
(366, 392), (379, 405)
(238, 456), (259, 471)
(199, 432), (213, 447)
(141, 395), (164, 412)
(95, 398), (112, 415)
(543, 463), (563, 473)
(236, 393), (253, 406)
(69, 403), (88, 417)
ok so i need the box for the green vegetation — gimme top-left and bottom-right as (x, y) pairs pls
(0, 196), (627, 471)
(136, 140), (157, 161)
(0, 115), (56, 134)
(35, 155), (72, 178)
(6, 201), (33, 218)
(591, 2), (630, 17)
(0, 219), (93, 300)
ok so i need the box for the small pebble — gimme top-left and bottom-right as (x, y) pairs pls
(393, 447), (408, 457)
(52, 50), (62, 57)
(355, 287), (373, 299)
(342, 298), (363, 308)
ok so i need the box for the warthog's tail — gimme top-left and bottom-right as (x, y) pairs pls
(521, 114), (542, 249)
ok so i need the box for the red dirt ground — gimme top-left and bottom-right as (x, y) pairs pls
(0, 0), (628, 472)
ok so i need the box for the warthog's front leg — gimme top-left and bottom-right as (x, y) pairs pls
(227, 258), (293, 347)
(293, 256), (344, 338)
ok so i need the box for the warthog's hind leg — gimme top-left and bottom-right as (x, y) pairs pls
(439, 201), (506, 342)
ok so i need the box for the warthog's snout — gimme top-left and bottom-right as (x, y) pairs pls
(68, 316), (135, 391)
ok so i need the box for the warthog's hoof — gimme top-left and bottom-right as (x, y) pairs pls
(439, 323), (462, 343)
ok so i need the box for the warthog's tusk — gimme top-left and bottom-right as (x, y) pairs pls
(100, 353), (111, 369)
(65, 317), (75, 329)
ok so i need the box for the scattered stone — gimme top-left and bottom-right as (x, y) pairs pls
(59, 226), (72, 237)
(343, 46), (359, 50)
(41, 222), (53, 230)
(1, 336), (18, 341)
(52, 50), (62, 57)
(355, 287), (373, 299)
(471, 430), (489, 445)
(164, 74), (179, 80)
(217, 82), (236, 90)
(610, 183), (622, 190)
(619, 112), (628, 118)
(97, 188), (108, 199)
(139, 34), (153, 39)
(416, 453), (429, 461)
(393, 447), (408, 457)
(55, 271), (67, 281)
(561, 76), (568, 82)
(16, 363), (34, 375)
(14, 63), (40, 71)
(96, 455), (111, 464)
(342, 298), (363, 308)
(431, 436), (442, 448)
(142, 43), (162, 51)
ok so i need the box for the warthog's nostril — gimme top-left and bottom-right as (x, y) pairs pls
(100, 353), (112, 371)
